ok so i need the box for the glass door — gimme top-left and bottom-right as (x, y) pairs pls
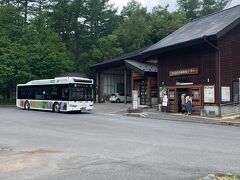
(191, 87), (202, 114)
(140, 84), (147, 105)
(168, 88), (177, 112)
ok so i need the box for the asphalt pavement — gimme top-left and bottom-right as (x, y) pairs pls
(0, 104), (240, 180)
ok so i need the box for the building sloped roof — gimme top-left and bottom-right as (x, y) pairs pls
(125, 60), (157, 75)
(143, 5), (240, 56)
(91, 45), (151, 69)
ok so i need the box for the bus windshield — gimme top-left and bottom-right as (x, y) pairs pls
(69, 86), (93, 101)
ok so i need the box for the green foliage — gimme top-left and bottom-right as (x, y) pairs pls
(0, 5), (24, 41)
(113, 0), (151, 52)
(201, 0), (231, 16)
(149, 6), (187, 43)
(50, 0), (73, 44)
(23, 14), (72, 79)
(177, 0), (231, 20)
(49, 0), (120, 67)
(177, 0), (201, 20)
(83, 0), (119, 40)
(79, 34), (123, 78)
(1, 0), (230, 100)
(0, 5), (29, 89)
(0, 6), (73, 99)
(121, 0), (147, 18)
(93, 34), (123, 62)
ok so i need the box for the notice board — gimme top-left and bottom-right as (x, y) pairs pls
(204, 85), (215, 103)
(221, 86), (230, 102)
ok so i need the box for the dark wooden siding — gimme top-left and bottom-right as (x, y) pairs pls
(158, 44), (217, 87)
(156, 22), (240, 105)
(219, 23), (240, 101)
(219, 25), (240, 85)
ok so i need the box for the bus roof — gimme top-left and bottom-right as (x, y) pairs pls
(17, 77), (94, 86)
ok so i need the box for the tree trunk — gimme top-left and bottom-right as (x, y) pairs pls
(75, 28), (80, 67)
(24, 0), (28, 23)
(6, 88), (10, 100)
(3, 89), (6, 100)
(39, 0), (42, 13)
(9, 86), (12, 101)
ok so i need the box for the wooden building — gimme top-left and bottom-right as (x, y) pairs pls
(92, 46), (158, 106)
(142, 5), (240, 115)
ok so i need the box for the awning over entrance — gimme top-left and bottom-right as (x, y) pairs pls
(125, 60), (158, 75)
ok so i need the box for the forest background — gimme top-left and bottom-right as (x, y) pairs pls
(0, 0), (231, 101)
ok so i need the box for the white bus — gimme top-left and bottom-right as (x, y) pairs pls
(16, 77), (94, 112)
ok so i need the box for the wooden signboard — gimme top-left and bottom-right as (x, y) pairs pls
(169, 68), (199, 77)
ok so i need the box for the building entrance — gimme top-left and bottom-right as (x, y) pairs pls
(177, 88), (191, 113)
(140, 84), (148, 105)
(167, 86), (203, 114)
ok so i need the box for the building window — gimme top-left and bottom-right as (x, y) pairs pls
(176, 78), (193, 85)
(117, 83), (124, 94)
(233, 80), (240, 103)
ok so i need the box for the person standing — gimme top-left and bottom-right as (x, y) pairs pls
(181, 93), (186, 113)
(186, 95), (192, 115)
(162, 94), (168, 112)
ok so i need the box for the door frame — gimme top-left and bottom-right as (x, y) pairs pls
(167, 85), (203, 113)
(139, 84), (148, 105)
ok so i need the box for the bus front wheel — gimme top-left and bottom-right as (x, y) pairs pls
(24, 101), (30, 110)
(53, 102), (60, 113)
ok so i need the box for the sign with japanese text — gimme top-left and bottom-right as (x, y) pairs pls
(169, 68), (199, 77)
(204, 85), (215, 103)
(221, 86), (230, 102)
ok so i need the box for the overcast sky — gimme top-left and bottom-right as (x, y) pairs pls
(110, 0), (240, 12)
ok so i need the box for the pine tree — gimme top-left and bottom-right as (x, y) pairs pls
(177, 0), (231, 20)
(177, 0), (201, 20)
(201, 0), (231, 16)
(83, 0), (118, 41)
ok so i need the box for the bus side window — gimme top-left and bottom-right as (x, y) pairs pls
(43, 90), (50, 100)
(61, 88), (68, 100)
(35, 88), (43, 100)
(50, 86), (59, 100)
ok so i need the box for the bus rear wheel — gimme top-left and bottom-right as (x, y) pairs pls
(53, 102), (60, 113)
(24, 101), (30, 110)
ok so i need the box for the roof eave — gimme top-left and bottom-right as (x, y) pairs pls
(125, 60), (158, 75)
(124, 61), (145, 75)
(142, 35), (217, 58)
(91, 45), (152, 70)
(90, 54), (142, 70)
(216, 17), (240, 39)
(91, 60), (125, 70)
